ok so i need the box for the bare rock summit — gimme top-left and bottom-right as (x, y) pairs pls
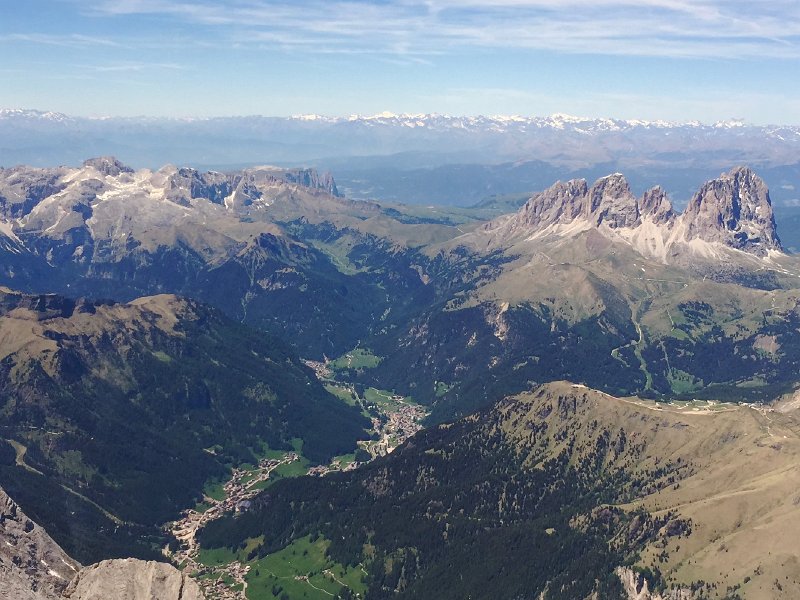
(62, 558), (204, 600)
(683, 166), (781, 255)
(0, 485), (80, 600)
(488, 166), (782, 260)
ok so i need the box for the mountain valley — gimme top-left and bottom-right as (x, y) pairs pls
(6, 0), (800, 595)
(199, 381), (800, 600)
(0, 287), (368, 564)
(1, 156), (800, 599)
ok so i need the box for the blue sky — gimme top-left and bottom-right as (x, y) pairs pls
(2, 0), (799, 123)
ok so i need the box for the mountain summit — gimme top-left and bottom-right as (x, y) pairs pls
(683, 166), (781, 253)
(486, 166), (782, 260)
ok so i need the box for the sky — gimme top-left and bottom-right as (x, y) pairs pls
(1, 0), (799, 123)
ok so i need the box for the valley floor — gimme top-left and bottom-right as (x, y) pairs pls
(172, 370), (428, 600)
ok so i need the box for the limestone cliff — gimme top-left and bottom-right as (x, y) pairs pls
(62, 558), (203, 600)
(0, 486), (80, 600)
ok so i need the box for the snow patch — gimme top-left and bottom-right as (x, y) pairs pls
(0, 219), (21, 244)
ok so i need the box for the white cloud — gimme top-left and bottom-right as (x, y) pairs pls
(89, 62), (187, 72)
(80, 0), (800, 60)
(0, 33), (121, 47)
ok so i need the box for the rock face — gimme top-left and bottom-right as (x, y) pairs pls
(0, 486), (80, 600)
(0, 157), (347, 277)
(638, 186), (675, 225)
(683, 166), (781, 255)
(494, 166), (781, 259)
(154, 164), (341, 207)
(0, 166), (68, 219)
(589, 173), (640, 228)
(514, 178), (588, 230)
(0, 157), (341, 223)
(82, 157), (134, 177)
(616, 568), (695, 600)
(62, 559), (204, 600)
(512, 174), (672, 232)
(283, 167), (341, 197)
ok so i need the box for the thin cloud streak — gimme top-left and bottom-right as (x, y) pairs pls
(81, 0), (800, 60)
(0, 33), (121, 47)
(88, 62), (187, 72)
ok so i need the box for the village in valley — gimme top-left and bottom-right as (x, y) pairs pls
(166, 453), (300, 599)
(165, 350), (427, 599)
(302, 353), (429, 467)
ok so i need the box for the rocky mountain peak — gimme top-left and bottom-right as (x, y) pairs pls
(513, 174), (641, 232)
(517, 178), (589, 229)
(683, 166), (781, 255)
(589, 173), (640, 228)
(491, 166), (783, 260)
(81, 157), (134, 177)
(280, 167), (342, 197)
(639, 186), (675, 225)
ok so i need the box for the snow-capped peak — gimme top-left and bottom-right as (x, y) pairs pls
(0, 108), (73, 122)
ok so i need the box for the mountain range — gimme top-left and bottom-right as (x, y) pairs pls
(359, 166), (800, 422)
(2, 109), (800, 209)
(2, 154), (800, 598)
(0, 286), (367, 563)
(2, 159), (799, 416)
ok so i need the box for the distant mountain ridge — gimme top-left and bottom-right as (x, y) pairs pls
(1, 108), (799, 176)
(3, 108), (796, 135)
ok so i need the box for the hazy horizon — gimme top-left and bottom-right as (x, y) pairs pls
(3, 107), (798, 128)
(2, 1), (799, 125)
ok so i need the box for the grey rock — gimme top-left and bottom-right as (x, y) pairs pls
(517, 174), (641, 231)
(0, 486), (80, 600)
(639, 186), (675, 225)
(682, 166), (781, 255)
(517, 178), (589, 229)
(0, 160), (345, 270)
(281, 167), (341, 197)
(62, 559), (204, 600)
(82, 157), (134, 177)
(498, 166), (782, 258)
(0, 166), (68, 219)
(588, 173), (640, 228)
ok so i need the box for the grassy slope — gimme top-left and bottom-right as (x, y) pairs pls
(0, 290), (369, 563)
(199, 381), (800, 599)
(501, 383), (800, 600)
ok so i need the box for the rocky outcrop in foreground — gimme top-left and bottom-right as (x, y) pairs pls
(0, 486), (80, 600)
(62, 558), (203, 600)
(1, 483), (204, 600)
